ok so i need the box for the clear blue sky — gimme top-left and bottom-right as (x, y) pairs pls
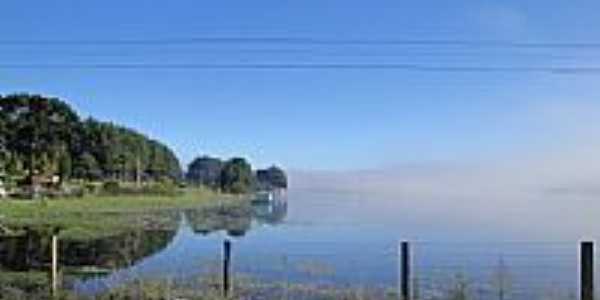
(1, 1), (599, 170)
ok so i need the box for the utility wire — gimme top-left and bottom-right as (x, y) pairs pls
(1, 63), (599, 74)
(0, 48), (577, 59)
(0, 37), (599, 49)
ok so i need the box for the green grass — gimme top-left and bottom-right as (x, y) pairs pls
(88, 276), (399, 300)
(0, 188), (241, 240)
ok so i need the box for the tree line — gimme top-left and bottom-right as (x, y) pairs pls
(186, 156), (288, 194)
(0, 94), (287, 196)
(0, 94), (182, 185)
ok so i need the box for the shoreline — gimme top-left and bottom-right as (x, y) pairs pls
(0, 188), (245, 240)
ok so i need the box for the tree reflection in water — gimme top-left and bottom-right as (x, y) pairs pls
(0, 221), (177, 272)
(0, 199), (288, 294)
(184, 199), (287, 237)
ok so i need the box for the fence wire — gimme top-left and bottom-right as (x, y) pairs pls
(411, 241), (579, 300)
(57, 238), (595, 300)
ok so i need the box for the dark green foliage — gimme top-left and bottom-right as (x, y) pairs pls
(0, 94), (80, 177)
(73, 152), (102, 180)
(58, 152), (72, 182)
(187, 156), (289, 194)
(5, 152), (24, 177)
(77, 118), (182, 182)
(0, 272), (49, 299)
(0, 94), (182, 183)
(101, 180), (180, 197)
(186, 156), (223, 187)
(256, 166), (288, 190)
(102, 180), (122, 195)
(219, 158), (254, 194)
(0, 94), (285, 196)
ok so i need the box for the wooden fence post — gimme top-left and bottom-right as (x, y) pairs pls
(581, 241), (594, 300)
(400, 241), (411, 300)
(51, 230), (59, 298)
(223, 239), (232, 297)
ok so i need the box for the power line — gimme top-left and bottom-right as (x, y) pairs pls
(0, 47), (575, 56)
(0, 50), (582, 68)
(1, 63), (599, 74)
(0, 37), (599, 49)
(0, 49), (579, 62)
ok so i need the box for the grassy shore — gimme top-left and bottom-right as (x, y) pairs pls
(0, 188), (241, 240)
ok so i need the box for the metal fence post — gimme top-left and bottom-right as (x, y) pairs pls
(581, 241), (594, 300)
(223, 239), (232, 297)
(400, 241), (411, 300)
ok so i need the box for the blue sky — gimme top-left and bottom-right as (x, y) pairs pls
(1, 1), (600, 170)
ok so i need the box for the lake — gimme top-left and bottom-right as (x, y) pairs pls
(0, 190), (593, 299)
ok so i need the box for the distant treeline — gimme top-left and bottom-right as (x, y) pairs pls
(0, 94), (287, 196)
(0, 94), (182, 183)
(186, 156), (288, 194)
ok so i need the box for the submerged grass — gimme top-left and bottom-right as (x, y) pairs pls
(0, 188), (242, 240)
(0, 275), (399, 300)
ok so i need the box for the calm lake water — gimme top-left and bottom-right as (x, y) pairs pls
(1, 190), (594, 299)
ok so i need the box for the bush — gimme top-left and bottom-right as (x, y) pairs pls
(85, 182), (102, 195)
(0, 272), (48, 299)
(99, 180), (181, 197)
(102, 181), (121, 195)
(141, 181), (179, 196)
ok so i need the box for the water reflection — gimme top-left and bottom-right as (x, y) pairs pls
(0, 227), (176, 272)
(185, 199), (288, 237)
(0, 199), (288, 287)
(69, 200), (288, 295)
(186, 204), (253, 237)
(252, 200), (288, 226)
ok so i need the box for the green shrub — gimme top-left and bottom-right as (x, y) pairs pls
(84, 182), (102, 195)
(140, 181), (179, 196)
(99, 180), (181, 197)
(0, 272), (48, 299)
(102, 181), (121, 195)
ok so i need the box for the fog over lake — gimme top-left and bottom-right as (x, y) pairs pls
(290, 151), (600, 241)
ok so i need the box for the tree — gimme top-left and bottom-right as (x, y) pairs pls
(256, 166), (288, 190)
(0, 94), (80, 177)
(220, 158), (254, 194)
(186, 156), (223, 188)
(5, 152), (24, 177)
(58, 152), (72, 182)
(75, 118), (182, 182)
(0, 94), (183, 184)
(73, 152), (102, 181)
